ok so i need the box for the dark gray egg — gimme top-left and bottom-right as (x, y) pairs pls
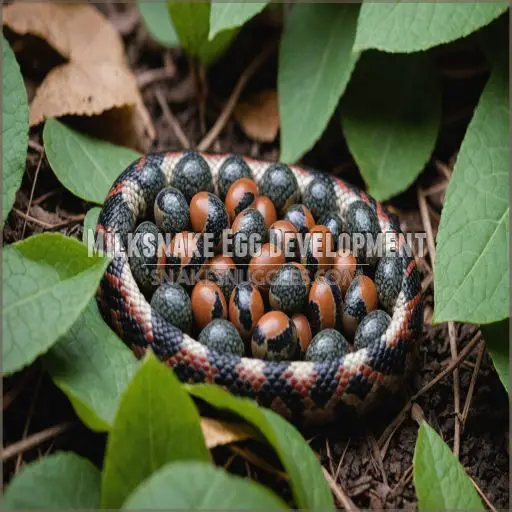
(354, 310), (391, 351)
(198, 319), (245, 356)
(305, 329), (350, 362)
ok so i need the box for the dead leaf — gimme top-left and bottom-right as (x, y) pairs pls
(3, 3), (154, 150)
(200, 417), (257, 449)
(234, 89), (279, 142)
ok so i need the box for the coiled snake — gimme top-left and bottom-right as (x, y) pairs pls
(96, 152), (423, 425)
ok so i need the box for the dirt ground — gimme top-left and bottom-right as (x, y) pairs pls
(3, 5), (509, 509)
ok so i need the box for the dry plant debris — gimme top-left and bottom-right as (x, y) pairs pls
(3, 3), (154, 149)
(234, 89), (279, 142)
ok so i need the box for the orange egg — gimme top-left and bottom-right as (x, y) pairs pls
(201, 255), (238, 301)
(191, 280), (227, 331)
(248, 242), (285, 290)
(229, 282), (265, 340)
(301, 224), (334, 277)
(268, 220), (298, 260)
(342, 275), (378, 337)
(253, 196), (277, 228)
(292, 314), (313, 353)
(225, 178), (258, 223)
(251, 311), (298, 361)
(167, 231), (206, 282)
(307, 277), (342, 334)
(189, 191), (229, 248)
(331, 250), (357, 296)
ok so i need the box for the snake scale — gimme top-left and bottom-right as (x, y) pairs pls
(95, 151), (423, 425)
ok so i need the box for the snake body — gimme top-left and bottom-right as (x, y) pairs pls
(96, 151), (423, 425)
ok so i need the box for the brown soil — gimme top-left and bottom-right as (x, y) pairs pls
(3, 5), (509, 510)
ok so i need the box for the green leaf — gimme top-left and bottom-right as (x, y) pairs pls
(168, 2), (236, 65)
(2, 233), (110, 375)
(44, 301), (139, 432)
(187, 384), (333, 510)
(82, 206), (101, 248)
(3, 37), (29, 221)
(209, 2), (267, 39)
(123, 461), (288, 509)
(138, 0), (179, 47)
(413, 422), (483, 510)
(341, 52), (440, 200)
(101, 352), (209, 508)
(43, 118), (140, 204)
(434, 67), (509, 324)
(278, 3), (360, 163)
(354, 3), (508, 53)
(481, 319), (509, 392)
(4, 452), (101, 509)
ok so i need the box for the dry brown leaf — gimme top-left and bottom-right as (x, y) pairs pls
(200, 417), (257, 449)
(234, 89), (279, 142)
(3, 2), (154, 150)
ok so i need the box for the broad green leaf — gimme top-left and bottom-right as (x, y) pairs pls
(44, 301), (139, 431)
(168, 2), (236, 65)
(101, 353), (209, 507)
(82, 206), (101, 248)
(354, 3), (508, 53)
(413, 422), (483, 510)
(187, 384), (333, 510)
(138, 0), (179, 47)
(123, 461), (288, 509)
(4, 452), (101, 509)
(481, 319), (509, 392)
(2, 233), (110, 375)
(279, 3), (360, 163)
(3, 37), (29, 221)
(434, 66), (509, 324)
(209, 2), (267, 39)
(341, 52), (440, 200)
(43, 118), (140, 204)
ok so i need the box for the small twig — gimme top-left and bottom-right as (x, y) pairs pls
(3, 368), (32, 411)
(15, 369), (43, 472)
(422, 181), (448, 197)
(421, 273), (433, 293)
(22, 149), (45, 238)
(155, 88), (191, 149)
(461, 341), (485, 426)
(28, 139), (44, 153)
(391, 465), (413, 495)
(380, 332), (482, 452)
(32, 189), (58, 205)
(448, 322), (461, 457)
(2, 423), (71, 461)
(137, 67), (175, 89)
(378, 404), (411, 451)
(470, 475), (498, 512)
(198, 42), (276, 152)
(417, 188), (436, 272)
(325, 439), (335, 476)
(434, 159), (453, 180)
(222, 453), (236, 471)
(13, 209), (85, 229)
(412, 331), (482, 402)
(334, 438), (351, 481)
(229, 445), (287, 480)
(190, 57), (207, 136)
(369, 435), (388, 488)
(379, 408), (408, 459)
(322, 466), (359, 511)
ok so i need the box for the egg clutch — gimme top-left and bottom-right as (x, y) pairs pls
(125, 154), (402, 364)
